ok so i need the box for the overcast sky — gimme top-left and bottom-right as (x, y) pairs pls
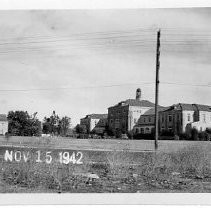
(0, 9), (210, 125)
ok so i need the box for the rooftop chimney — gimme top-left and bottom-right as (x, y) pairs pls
(136, 88), (141, 101)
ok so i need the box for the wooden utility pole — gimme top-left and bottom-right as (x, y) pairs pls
(154, 29), (161, 150)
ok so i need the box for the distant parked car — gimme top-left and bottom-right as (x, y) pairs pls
(92, 134), (101, 139)
(41, 134), (51, 137)
(121, 134), (128, 139)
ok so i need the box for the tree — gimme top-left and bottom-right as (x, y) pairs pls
(115, 128), (122, 138)
(58, 116), (71, 136)
(191, 128), (199, 141)
(75, 124), (87, 134)
(104, 125), (114, 137)
(206, 128), (211, 134)
(8, 111), (41, 136)
(42, 117), (52, 134)
(42, 111), (60, 135)
(42, 111), (71, 136)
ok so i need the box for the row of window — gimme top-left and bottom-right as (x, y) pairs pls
(161, 126), (172, 131)
(161, 114), (179, 124)
(161, 113), (211, 124)
(142, 117), (152, 123)
(110, 109), (127, 116)
(111, 113), (211, 127)
(135, 127), (151, 134)
(110, 109), (143, 116)
(161, 114), (174, 123)
(188, 113), (211, 122)
(110, 118), (139, 125)
(110, 119), (126, 123)
(133, 110), (142, 113)
(201, 114), (211, 122)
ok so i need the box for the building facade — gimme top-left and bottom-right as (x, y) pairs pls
(133, 103), (211, 136)
(159, 103), (211, 135)
(0, 114), (8, 135)
(133, 107), (165, 134)
(108, 89), (158, 134)
(80, 114), (108, 134)
(92, 117), (108, 134)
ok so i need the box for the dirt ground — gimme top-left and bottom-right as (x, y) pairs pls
(1, 144), (211, 193)
(1, 163), (211, 193)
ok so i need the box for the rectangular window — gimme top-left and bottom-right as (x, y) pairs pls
(162, 115), (164, 123)
(177, 114), (180, 121)
(168, 127), (172, 132)
(203, 114), (206, 122)
(149, 117), (151, 122)
(168, 115), (172, 122)
(187, 113), (191, 122)
(145, 127), (150, 133)
(141, 128), (144, 133)
(122, 122), (125, 128)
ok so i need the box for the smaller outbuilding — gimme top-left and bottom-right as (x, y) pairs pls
(80, 114), (108, 135)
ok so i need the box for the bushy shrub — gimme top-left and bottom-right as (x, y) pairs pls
(198, 131), (209, 141)
(133, 133), (154, 140)
(127, 131), (133, 139)
(160, 130), (174, 137)
(206, 128), (211, 134)
(115, 128), (122, 138)
(179, 128), (211, 141)
(191, 128), (199, 141)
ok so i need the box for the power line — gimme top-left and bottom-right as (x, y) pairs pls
(0, 28), (210, 58)
(0, 81), (211, 94)
(0, 82), (154, 93)
(0, 29), (211, 49)
(0, 27), (156, 41)
(0, 29), (156, 44)
(161, 82), (211, 88)
(0, 40), (210, 56)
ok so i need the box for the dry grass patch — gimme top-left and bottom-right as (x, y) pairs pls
(1, 145), (211, 193)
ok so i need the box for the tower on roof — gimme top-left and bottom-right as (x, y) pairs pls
(136, 88), (141, 101)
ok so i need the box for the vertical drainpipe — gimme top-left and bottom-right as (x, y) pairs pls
(192, 104), (199, 122)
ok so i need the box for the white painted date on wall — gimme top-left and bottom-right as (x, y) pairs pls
(4, 150), (83, 165)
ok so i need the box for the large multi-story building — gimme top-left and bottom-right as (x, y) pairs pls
(133, 103), (211, 136)
(80, 114), (108, 134)
(133, 107), (165, 134)
(0, 114), (8, 135)
(159, 103), (211, 135)
(108, 88), (159, 134)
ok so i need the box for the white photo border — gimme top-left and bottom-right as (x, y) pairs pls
(0, 0), (211, 205)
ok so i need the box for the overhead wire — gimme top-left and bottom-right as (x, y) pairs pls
(0, 82), (155, 93)
(0, 27), (210, 94)
(0, 81), (211, 94)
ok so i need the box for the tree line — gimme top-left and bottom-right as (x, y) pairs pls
(7, 110), (71, 137)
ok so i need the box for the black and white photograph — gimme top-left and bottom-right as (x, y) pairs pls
(0, 0), (211, 204)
